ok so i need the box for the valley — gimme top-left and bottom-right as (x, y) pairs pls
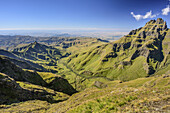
(0, 18), (169, 113)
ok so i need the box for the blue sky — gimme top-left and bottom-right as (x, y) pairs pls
(0, 0), (169, 32)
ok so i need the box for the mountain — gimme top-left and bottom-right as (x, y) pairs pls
(12, 41), (62, 61)
(0, 35), (105, 50)
(65, 18), (170, 81)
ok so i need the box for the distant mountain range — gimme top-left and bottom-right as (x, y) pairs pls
(0, 35), (108, 50)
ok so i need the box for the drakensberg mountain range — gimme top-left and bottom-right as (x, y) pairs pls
(0, 18), (169, 112)
(66, 18), (170, 81)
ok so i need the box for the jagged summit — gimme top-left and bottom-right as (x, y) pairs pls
(128, 18), (168, 39)
(144, 18), (167, 31)
(30, 41), (42, 48)
(156, 18), (166, 24)
(146, 18), (166, 25)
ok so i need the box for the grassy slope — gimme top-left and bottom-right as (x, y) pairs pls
(47, 74), (170, 113)
(1, 74), (168, 113)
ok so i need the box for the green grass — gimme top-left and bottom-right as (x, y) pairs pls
(46, 74), (170, 113)
(0, 100), (49, 113)
(17, 81), (69, 101)
(37, 72), (61, 83)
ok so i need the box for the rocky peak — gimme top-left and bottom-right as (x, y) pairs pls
(156, 18), (165, 24)
(144, 18), (167, 31)
(33, 41), (37, 44)
(146, 19), (156, 25)
(132, 18), (168, 38)
(145, 18), (166, 25)
(30, 41), (42, 49)
(32, 41), (39, 46)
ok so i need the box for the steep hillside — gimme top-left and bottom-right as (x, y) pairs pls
(0, 55), (46, 85)
(12, 41), (62, 61)
(0, 49), (59, 72)
(0, 72), (69, 104)
(38, 72), (77, 95)
(11, 41), (63, 73)
(66, 18), (170, 81)
(0, 55), (77, 95)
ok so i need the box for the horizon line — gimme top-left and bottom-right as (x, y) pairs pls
(0, 27), (130, 31)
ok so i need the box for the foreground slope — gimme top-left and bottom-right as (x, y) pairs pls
(1, 74), (169, 113)
(0, 72), (70, 105)
(66, 18), (170, 81)
(47, 74), (169, 113)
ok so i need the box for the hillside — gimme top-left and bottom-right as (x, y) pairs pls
(46, 74), (170, 113)
(0, 72), (70, 105)
(1, 74), (169, 112)
(12, 41), (62, 61)
(0, 55), (46, 85)
(65, 18), (170, 81)
(0, 55), (76, 95)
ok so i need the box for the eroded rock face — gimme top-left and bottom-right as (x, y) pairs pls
(107, 18), (168, 75)
(156, 18), (165, 24)
(129, 29), (137, 35)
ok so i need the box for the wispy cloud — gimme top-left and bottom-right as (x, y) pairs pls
(131, 11), (157, 21)
(162, 5), (170, 15)
(131, 3), (170, 21)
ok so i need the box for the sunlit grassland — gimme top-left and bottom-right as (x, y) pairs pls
(46, 75), (170, 113)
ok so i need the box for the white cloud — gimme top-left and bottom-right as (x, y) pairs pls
(143, 11), (157, 19)
(131, 11), (157, 21)
(131, 12), (143, 21)
(162, 5), (170, 15)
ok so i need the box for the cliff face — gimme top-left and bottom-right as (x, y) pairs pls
(66, 18), (170, 81)
(127, 18), (168, 75)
